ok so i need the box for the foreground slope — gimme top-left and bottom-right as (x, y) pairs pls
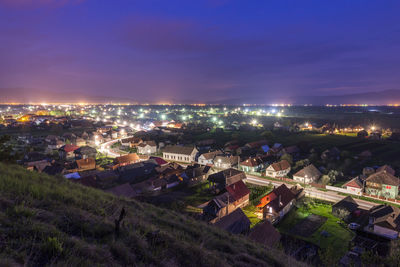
(0, 163), (297, 266)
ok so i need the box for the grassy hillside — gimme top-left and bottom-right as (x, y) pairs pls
(0, 163), (298, 266)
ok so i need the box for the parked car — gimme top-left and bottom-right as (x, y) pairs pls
(348, 223), (360, 230)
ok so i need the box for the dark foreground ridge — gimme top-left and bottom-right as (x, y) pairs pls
(0, 163), (299, 266)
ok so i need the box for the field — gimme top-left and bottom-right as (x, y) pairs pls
(277, 200), (355, 261)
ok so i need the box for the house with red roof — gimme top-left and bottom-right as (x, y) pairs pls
(343, 177), (363, 195)
(203, 180), (250, 222)
(258, 184), (296, 223)
(226, 180), (250, 209)
(265, 160), (291, 178)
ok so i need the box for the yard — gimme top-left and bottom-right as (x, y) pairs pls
(277, 199), (355, 261)
(242, 205), (262, 228)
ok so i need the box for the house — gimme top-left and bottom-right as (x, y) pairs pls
(42, 164), (66, 176)
(137, 141), (157, 155)
(293, 164), (322, 184)
(162, 145), (198, 163)
(225, 180), (250, 209)
(357, 130), (369, 138)
(181, 165), (212, 187)
(249, 221), (281, 248)
(62, 132), (77, 143)
(244, 140), (269, 150)
(214, 155), (240, 169)
(74, 146), (97, 159)
(213, 208), (250, 235)
(149, 156), (168, 166)
(239, 156), (265, 174)
(203, 180), (250, 221)
(365, 170), (400, 199)
(377, 165), (395, 176)
(47, 139), (65, 150)
(116, 161), (158, 184)
(76, 158), (96, 171)
(261, 184), (296, 223)
(114, 153), (140, 168)
(282, 145), (300, 156)
(197, 150), (221, 166)
(332, 196), (359, 221)
(208, 168), (246, 193)
(59, 144), (80, 160)
(25, 160), (51, 172)
(343, 177), (364, 195)
(75, 137), (86, 147)
(265, 160), (291, 178)
(106, 183), (137, 198)
(366, 205), (400, 239)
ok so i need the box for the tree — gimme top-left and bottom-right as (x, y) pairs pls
(334, 207), (350, 221)
(320, 175), (331, 185)
(293, 159), (309, 171)
(280, 153), (293, 165)
(327, 169), (343, 184)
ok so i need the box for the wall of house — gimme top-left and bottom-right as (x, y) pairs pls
(345, 186), (362, 195)
(138, 145), (157, 155)
(293, 175), (316, 184)
(163, 152), (192, 163)
(266, 167), (290, 178)
(366, 184), (399, 199)
(198, 157), (213, 166)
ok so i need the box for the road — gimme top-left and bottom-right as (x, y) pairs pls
(99, 139), (122, 158)
(245, 174), (375, 210)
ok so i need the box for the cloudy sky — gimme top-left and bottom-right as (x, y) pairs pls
(1, 0), (400, 103)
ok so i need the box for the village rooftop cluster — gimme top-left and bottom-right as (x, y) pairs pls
(2, 104), (400, 265)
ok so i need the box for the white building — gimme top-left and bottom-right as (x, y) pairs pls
(162, 145), (198, 163)
(197, 150), (221, 165)
(137, 141), (157, 155)
(265, 160), (291, 178)
(292, 164), (322, 184)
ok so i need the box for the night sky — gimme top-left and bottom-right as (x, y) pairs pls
(1, 0), (400, 104)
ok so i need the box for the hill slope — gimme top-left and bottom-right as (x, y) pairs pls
(0, 164), (297, 266)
